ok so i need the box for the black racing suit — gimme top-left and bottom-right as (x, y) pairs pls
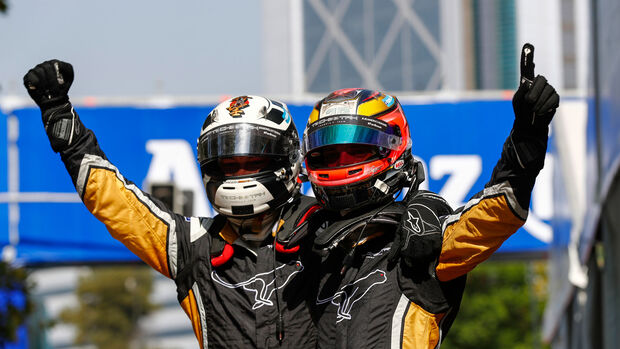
(52, 111), (320, 348)
(311, 132), (540, 348)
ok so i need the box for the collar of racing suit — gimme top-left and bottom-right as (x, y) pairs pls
(209, 195), (321, 264)
(313, 202), (404, 252)
(227, 210), (279, 247)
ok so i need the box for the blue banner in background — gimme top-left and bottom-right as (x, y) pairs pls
(3, 100), (552, 265)
(0, 109), (8, 249)
(13, 106), (213, 264)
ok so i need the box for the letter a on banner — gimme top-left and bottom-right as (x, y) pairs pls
(144, 140), (213, 217)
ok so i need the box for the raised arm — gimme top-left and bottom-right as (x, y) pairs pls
(23, 60), (187, 279)
(388, 44), (559, 281)
(436, 43), (559, 281)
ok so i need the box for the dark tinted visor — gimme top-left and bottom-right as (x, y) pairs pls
(306, 144), (386, 169)
(198, 123), (289, 165)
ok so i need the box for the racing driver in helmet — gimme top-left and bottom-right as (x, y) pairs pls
(23, 60), (322, 348)
(300, 44), (559, 348)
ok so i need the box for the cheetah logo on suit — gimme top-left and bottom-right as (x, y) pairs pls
(212, 260), (303, 309)
(316, 269), (387, 322)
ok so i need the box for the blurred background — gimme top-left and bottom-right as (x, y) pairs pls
(0, 0), (618, 348)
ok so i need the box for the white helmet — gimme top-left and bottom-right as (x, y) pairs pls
(197, 96), (301, 218)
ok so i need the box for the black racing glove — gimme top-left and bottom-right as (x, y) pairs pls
(387, 190), (453, 268)
(509, 43), (560, 171)
(23, 60), (84, 153)
(24, 59), (74, 110)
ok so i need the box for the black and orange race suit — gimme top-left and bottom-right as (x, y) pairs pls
(56, 122), (320, 348)
(312, 137), (536, 348)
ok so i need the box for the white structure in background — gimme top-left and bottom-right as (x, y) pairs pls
(262, 0), (568, 96)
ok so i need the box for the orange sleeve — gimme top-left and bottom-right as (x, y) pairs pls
(436, 181), (527, 282)
(77, 154), (179, 278)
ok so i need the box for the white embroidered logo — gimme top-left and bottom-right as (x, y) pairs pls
(407, 210), (422, 233)
(402, 204), (441, 248)
(212, 260), (303, 309)
(316, 269), (388, 322)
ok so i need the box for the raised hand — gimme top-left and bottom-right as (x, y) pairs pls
(23, 60), (83, 153)
(513, 43), (559, 132)
(23, 59), (74, 110)
(510, 43), (560, 170)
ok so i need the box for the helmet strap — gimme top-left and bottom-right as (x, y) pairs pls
(403, 160), (426, 202)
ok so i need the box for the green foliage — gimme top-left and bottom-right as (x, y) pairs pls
(0, 0), (7, 13)
(442, 261), (549, 349)
(60, 265), (158, 349)
(0, 261), (33, 344)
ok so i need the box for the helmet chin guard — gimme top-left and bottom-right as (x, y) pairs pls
(204, 165), (300, 218)
(198, 96), (301, 218)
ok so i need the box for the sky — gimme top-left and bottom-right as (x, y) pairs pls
(0, 0), (263, 99)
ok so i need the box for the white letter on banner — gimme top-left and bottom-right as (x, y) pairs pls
(144, 140), (213, 217)
(430, 155), (482, 209)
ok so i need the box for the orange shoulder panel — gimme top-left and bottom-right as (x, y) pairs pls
(82, 167), (171, 277)
(436, 194), (524, 282)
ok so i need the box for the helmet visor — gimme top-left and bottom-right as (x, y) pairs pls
(198, 123), (289, 165)
(306, 144), (385, 169)
(303, 115), (401, 155)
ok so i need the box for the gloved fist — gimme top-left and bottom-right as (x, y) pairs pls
(23, 60), (84, 153)
(388, 191), (452, 269)
(512, 44), (559, 133)
(23, 59), (74, 110)
(510, 44), (560, 170)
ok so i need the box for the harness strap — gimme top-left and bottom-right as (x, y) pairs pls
(313, 202), (405, 251)
(276, 196), (323, 248)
